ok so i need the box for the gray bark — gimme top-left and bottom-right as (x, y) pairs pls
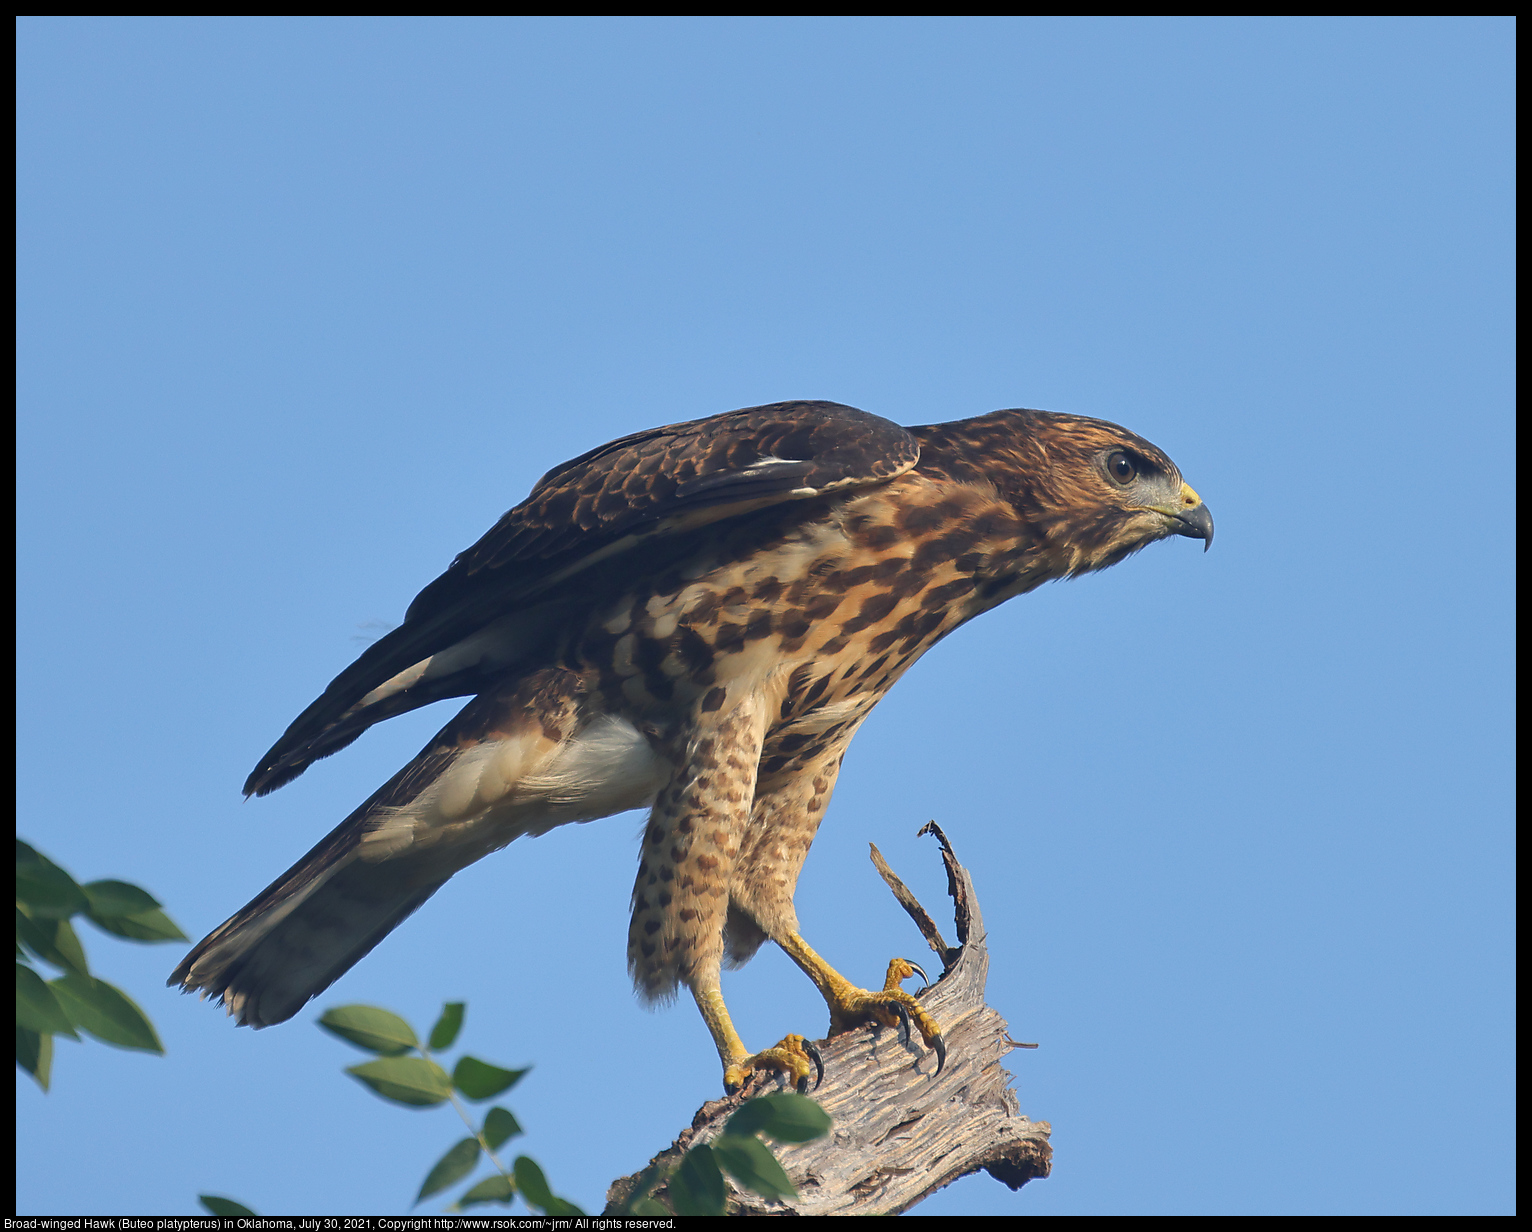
(604, 823), (1052, 1216)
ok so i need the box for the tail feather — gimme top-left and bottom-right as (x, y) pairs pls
(179, 665), (654, 1027)
(171, 857), (447, 1027)
(173, 740), (465, 1026)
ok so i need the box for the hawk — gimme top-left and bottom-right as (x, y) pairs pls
(172, 400), (1213, 1089)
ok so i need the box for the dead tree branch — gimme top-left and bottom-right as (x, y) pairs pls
(604, 825), (1051, 1215)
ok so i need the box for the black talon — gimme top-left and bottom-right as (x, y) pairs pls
(932, 1033), (947, 1076)
(904, 960), (930, 991)
(802, 1039), (825, 1092)
(891, 999), (912, 1046)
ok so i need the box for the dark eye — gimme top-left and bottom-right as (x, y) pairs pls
(1105, 450), (1137, 485)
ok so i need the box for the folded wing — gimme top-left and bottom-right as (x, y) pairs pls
(243, 400), (920, 796)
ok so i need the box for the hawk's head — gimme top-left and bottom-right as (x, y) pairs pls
(1023, 411), (1213, 575)
(919, 409), (1214, 578)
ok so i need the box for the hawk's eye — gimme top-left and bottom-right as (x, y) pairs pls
(1105, 451), (1137, 486)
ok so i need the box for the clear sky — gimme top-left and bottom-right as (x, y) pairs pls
(17, 17), (1513, 1217)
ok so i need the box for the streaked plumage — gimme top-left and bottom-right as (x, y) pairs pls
(172, 399), (1212, 1085)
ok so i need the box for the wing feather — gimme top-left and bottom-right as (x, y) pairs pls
(244, 400), (917, 796)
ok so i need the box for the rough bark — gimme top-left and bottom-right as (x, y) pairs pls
(604, 823), (1051, 1216)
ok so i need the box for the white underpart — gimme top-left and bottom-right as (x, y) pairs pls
(359, 715), (668, 863)
(516, 715), (668, 819)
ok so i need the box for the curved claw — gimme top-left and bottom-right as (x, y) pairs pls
(890, 999), (912, 1046)
(724, 1033), (823, 1093)
(931, 1032), (947, 1076)
(904, 959), (930, 991)
(800, 1038), (825, 1092)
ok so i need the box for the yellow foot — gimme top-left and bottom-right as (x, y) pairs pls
(826, 957), (946, 1075)
(723, 1033), (825, 1094)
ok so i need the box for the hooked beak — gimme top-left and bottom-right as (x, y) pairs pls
(1156, 482), (1214, 551)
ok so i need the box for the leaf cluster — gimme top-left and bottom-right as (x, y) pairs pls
(317, 1001), (581, 1214)
(619, 1092), (833, 1216)
(16, 839), (187, 1090)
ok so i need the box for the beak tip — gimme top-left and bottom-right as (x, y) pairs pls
(1169, 501), (1214, 551)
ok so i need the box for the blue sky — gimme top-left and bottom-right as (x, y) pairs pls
(17, 17), (1513, 1216)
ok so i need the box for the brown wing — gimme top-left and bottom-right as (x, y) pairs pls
(244, 400), (919, 796)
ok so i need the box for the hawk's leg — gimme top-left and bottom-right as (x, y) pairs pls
(628, 695), (768, 1002)
(727, 737), (945, 1078)
(626, 693), (818, 1088)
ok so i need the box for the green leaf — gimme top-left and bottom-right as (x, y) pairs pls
(725, 1091), (833, 1143)
(86, 907), (187, 943)
(481, 1105), (522, 1151)
(15, 854), (89, 919)
(17, 1026), (54, 1090)
(630, 1197), (672, 1216)
(428, 1001), (465, 1051)
(16, 911), (90, 976)
(511, 1156), (581, 1215)
(453, 1055), (527, 1101)
(317, 1004), (420, 1055)
(671, 1143), (727, 1217)
(511, 1155), (554, 1208)
(48, 974), (161, 1051)
(198, 1196), (257, 1217)
(345, 1056), (451, 1106)
(17, 965), (80, 1038)
(49, 918), (90, 974)
(416, 1137), (480, 1203)
(81, 879), (162, 918)
(713, 1132), (798, 1202)
(453, 1174), (515, 1209)
(16, 908), (55, 963)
